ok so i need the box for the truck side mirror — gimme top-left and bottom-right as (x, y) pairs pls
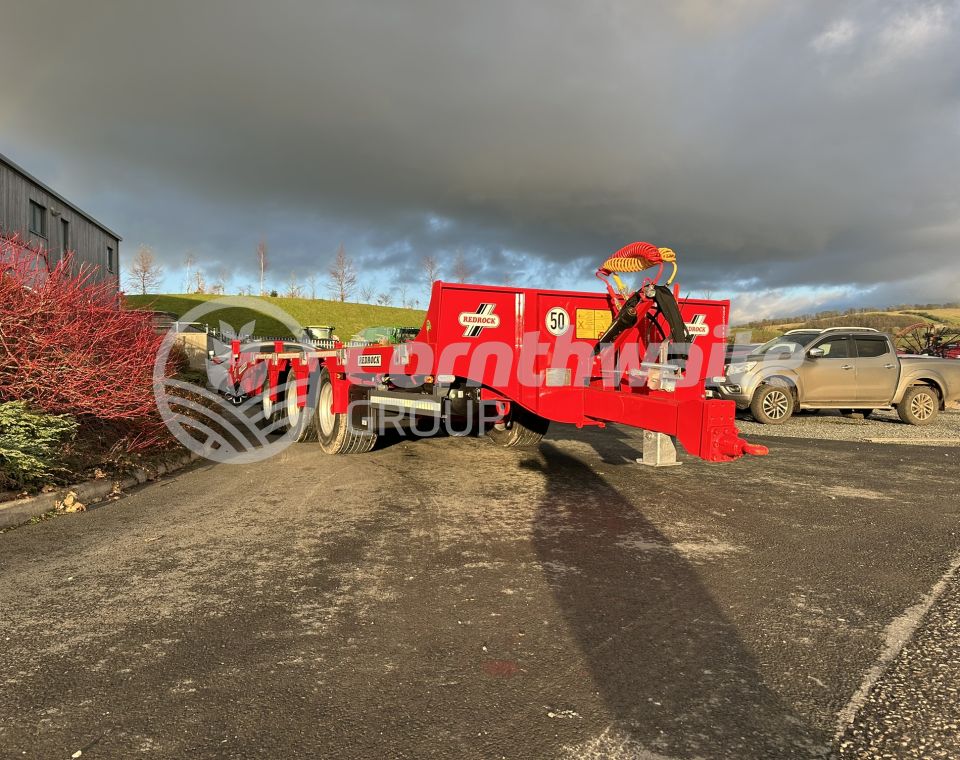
(808, 347), (825, 359)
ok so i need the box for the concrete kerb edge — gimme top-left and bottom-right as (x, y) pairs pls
(0, 451), (200, 530)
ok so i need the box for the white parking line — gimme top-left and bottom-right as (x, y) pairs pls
(834, 550), (960, 739)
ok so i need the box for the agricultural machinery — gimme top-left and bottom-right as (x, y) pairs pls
(222, 242), (768, 463)
(894, 322), (960, 360)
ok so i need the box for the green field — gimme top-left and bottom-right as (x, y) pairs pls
(900, 308), (960, 324)
(733, 306), (960, 343)
(124, 294), (426, 340)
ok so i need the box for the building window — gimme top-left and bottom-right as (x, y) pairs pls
(107, 245), (116, 274)
(60, 219), (70, 257)
(29, 200), (47, 237)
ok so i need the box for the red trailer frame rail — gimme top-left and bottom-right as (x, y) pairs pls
(228, 243), (768, 463)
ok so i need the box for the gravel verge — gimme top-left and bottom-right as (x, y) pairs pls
(736, 408), (960, 446)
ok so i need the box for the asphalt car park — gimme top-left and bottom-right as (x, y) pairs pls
(1, 423), (958, 759)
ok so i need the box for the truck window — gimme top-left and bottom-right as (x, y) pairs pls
(814, 336), (850, 358)
(855, 337), (890, 358)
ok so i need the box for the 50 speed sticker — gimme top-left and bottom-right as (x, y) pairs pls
(545, 307), (570, 337)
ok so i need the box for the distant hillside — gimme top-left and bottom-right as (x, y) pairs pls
(732, 305), (960, 343)
(124, 294), (960, 344)
(123, 294), (426, 340)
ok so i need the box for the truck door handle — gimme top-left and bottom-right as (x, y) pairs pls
(841, 364), (853, 370)
(884, 363), (896, 369)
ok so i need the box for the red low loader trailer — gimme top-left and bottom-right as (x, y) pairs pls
(233, 243), (767, 463)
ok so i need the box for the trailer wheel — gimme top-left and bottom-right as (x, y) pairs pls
(487, 405), (549, 448)
(315, 369), (377, 454)
(284, 373), (317, 442)
(897, 385), (939, 426)
(261, 381), (277, 421)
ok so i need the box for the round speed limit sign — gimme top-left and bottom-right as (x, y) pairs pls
(545, 307), (570, 336)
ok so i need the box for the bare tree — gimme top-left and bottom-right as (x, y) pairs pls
(284, 271), (304, 298)
(192, 268), (207, 294)
(125, 244), (164, 295)
(398, 283), (409, 308)
(211, 265), (229, 295)
(327, 244), (358, 302)
(305, 272), (319, 300)
(452, 249), (471, 283)
(257, 239), (268, 296)
(422, 255), (441, 293)
(182, 251), (196, 294)
(376, 292), (393, 306)
(359, 284), (375, 303)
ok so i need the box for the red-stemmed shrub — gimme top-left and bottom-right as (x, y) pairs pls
(0, 233), (170, 451)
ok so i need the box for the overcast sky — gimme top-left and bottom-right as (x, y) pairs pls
(2, 0), (958, 320)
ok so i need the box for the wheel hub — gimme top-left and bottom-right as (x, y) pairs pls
(762, 390), (789, 420)
(318, 383), (335, 436)
(911, 392), (934, 421)
(286, 379), (301, 426)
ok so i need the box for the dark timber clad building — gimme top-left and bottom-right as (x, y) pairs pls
(0, 151), (121, 289)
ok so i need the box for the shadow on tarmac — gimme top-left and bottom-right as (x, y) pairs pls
(527, 442), (831, 759)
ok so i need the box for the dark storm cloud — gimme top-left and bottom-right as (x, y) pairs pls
(2, 0), (957, 314)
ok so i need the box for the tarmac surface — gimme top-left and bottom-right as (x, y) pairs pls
(1, 425), (958, 759)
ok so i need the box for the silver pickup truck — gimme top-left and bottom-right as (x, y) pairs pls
(713, 327), (960, 425)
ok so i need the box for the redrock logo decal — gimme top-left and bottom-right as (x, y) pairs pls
(459, 303), (500, 337)
(685, 313), (709, 337)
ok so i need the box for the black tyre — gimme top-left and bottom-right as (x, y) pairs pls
(283, 372), (317, 442)
(750, 383), (794, 425)
(897, 385), (939, 426)
(315, 368), (377, 454)
(487, 404), (549, 448)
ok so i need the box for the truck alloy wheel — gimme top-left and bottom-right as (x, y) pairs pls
(897, 385), (939, 426)
(750, 384), (794, 425)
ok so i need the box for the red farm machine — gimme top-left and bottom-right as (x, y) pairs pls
(225, 242), (767, 463)
(894, 322), (960, 360)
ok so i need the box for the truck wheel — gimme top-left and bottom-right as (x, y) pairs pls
(487, 405), (549, 448)
(750, 384), (794, 425)
(315, 368), (377, 454)
(897, 386), (939, 426)
(284, 373), (317, 442)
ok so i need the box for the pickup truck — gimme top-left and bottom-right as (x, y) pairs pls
(713, 327), (960, 425)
